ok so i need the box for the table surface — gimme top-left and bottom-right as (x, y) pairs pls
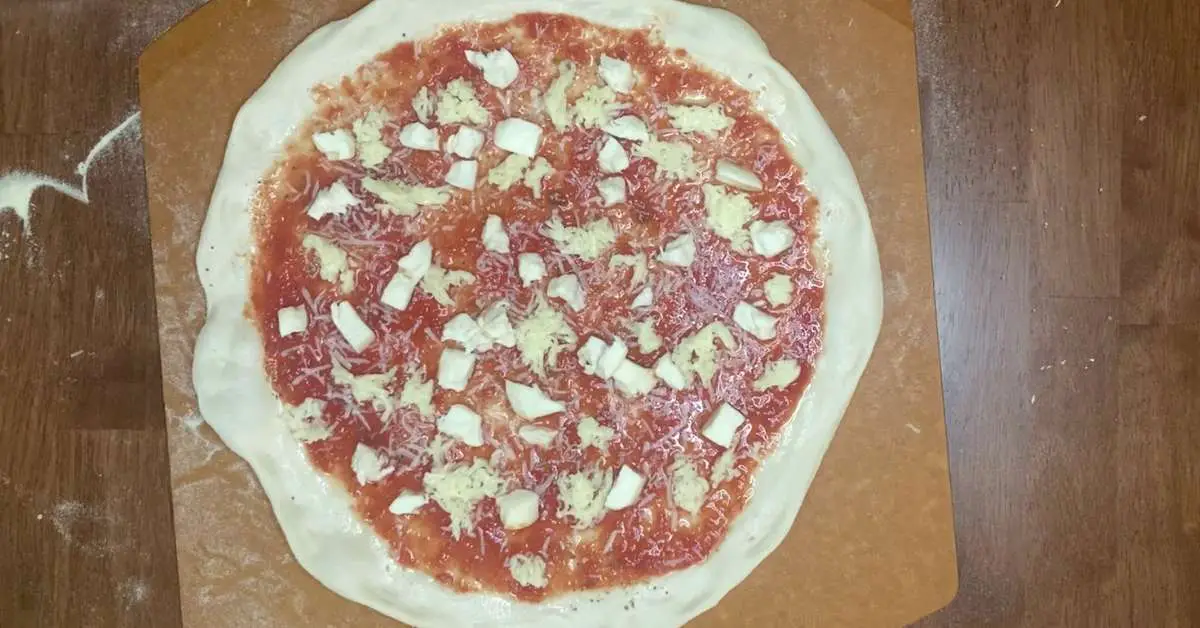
(1, 1), (1197, 626)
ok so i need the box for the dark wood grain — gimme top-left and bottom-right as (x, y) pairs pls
(0, 0), (1197, 626)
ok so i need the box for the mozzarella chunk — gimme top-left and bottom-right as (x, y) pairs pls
(612, 359), (657, 397)
(496, 489), (540, 530)
(351, 444), (393, 484)
(465, 48), (519, 88)
(701, 403), (746, 448)
(733, 301), (779, 340)
(633, 139), (699, 180)
(412, 86), (434, 123)
(494, 118), (543, 157)
(281, 398), (330, 442)
(437, 404), (484, 447)
(604, 465), (645, 510)
(421, 265), (476, 306)
(478, 301), (517, 348)
(628, 319), (663, 353)
(597, 137), (630, 173)
(547, 274), (586, 312)
(504, 380), (566, 419)
(671, 458), (710, 515)
(352, 110), (392, 168)
(556, 467), (613, 527)
(277, 305), (307, 337)
(576, 416), (614, 451)
(749, 220), (796, 258)
(437, 348), (476, 391)
(423, 458), (504, 538)
(544, 61), (577, 131)
(666, 104), (733, 136)
(436, 78), (489, 125)
(603, 115), (650, 142)
(596, 176), (626, 206)
(388, 491), (428, 515)
(596, 338), (628, 380)
(715, 159), (764, 192)
(754, 359), (802, 391)
(442, 313), (492, 353)
(543, 217), (616, 261)
(398, 122), (439, 151)
(577, 336), (608, 375)
(306, 180), (358, 220)
(598, 55), (635, 93)
(445, 160), (478, 190)
(514, 295), (577, 376)
(764, 273), (794, 306)
(507, 554), (547, 588)
(445, 126), (485, 158)
(399, 366), (434, 417)
(487, 154), (530, 191)
(523, 157), (553, 198)
(658, 233), (696, 267)
(609, 253), (647, 286)
(672, 322), (737, 386)
(482, 214), (511, 253)
(331, 302), (375, 352)
(574, 86), (621, 128)
(654, 354), (688, 390)
(631, 286), (653, 309)
(518, 253), (547, 286)
(517, 425), (558, 447)
(704, 184), (756, 252)
(381, 239), (433, 311)
(362, 178), (449, 216)
(312, 129), (355, 161)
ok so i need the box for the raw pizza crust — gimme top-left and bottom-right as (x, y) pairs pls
(193, 0), (883, 625)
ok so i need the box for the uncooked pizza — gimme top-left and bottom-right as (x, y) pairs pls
(196, 1), (881, 625)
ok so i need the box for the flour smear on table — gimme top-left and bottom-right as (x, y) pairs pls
(0, 111), (142, 235)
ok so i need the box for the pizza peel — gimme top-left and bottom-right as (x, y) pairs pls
(139, 0), (957, 625)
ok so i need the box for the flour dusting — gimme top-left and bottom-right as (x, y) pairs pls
(50, 499), (132, 557)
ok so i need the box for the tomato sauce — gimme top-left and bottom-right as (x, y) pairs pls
(249, 13), (824, 601)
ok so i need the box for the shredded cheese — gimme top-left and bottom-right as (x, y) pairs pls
(436, 78), (489, 126)
(544, 61), (577, 131)
(514, 295), (578, 377)
(543, 217), (616, 261)
(421, 265), (476, 307)
(672, 322), (737, 387)
(703, 183), (756, 252)
(633, 138), (699, 180)
(301, 234), (354, 293)
(362, 178), (449, 216)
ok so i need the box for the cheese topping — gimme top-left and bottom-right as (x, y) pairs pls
(437, 348), (476, 391)
(612, 358), (657, 397)
(654, 354), (688, 390)
(482, 214), (511, 253)
(496, 489), (540, 530)
(389, 491), (428, 515)
(445, 126), (485, 159)
(753, 359), (802, 391)
(670, 458), (710, 515)
(423, 458), (504, 538)
(381, 239), (433, 311)
(710, 448), (738, 485)
(658, 233), (696, 267)
(598, 55), (635, 93)
(749, 220), (797, 258)
(517, 425), (559, 447)
(507, 554), (548, 588)
(281, 398), (330, 442)
(312, 129), (356, 161)
(352, 110), (392, 168)
(399, 366), (434, 417)
(556, 467), (613, 528)
(603, 115), (650, 142)
(442, 312), (493, 353)
(576, 336), (608, 375)
(305, 180), (358, 220)
(362, 178), (449, 216)
(544, 61), (577, 131)
(547, 274), (586, 312)
(504, 380), (566, 419)
(609, 253), (648, 287)
(487, 154), (531, 190)
(701, 403), (746, 449)
(733, 301), (778, 340)
(494, 118), (543, 157)
(465, 48), (520, 89)
(436, 78), (489, 126)
(672, 322), (737, 386)
(411, 86), (434, 124)
(421, 264), (475, 307)
(543, 217), (616, 261)
(628, 318), (663, 353)
(330, 301), (375, 353)
(277, 305), (307, 337)
(332, 361), (397, 422)
(596, 176), (626, 207)
(715, 159), (764, 192)
(514, 295), (577, 376)
(704, 184), (756, 252)
(633, 138), (699, 180)
(576, 416), (614, 451)
(523, 157), (554, 198)
(631, 285), (654, 309)
(398, 122), (440, 151)
(478, 300), (518, 348)
(597, 137), (630, 173)
(437, 404), (484, 447)
(574, 85), (621, 129)
(604, 465), (646, 510)
(517, 253), (547, 286)
(444, 160), (478, 190)
(351, 444), (393, 485)
(301, 234), (354, 293)
(666, 104), (733, 136)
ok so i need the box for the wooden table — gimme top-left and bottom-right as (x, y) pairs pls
(1, 1), (1196, 625)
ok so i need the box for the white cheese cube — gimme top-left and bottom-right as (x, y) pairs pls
(505, 380), (565, 419)
(465, 48), (520, 89)
(412, 86), (433, 123)
(331, 302), (375, 353)
(445, 126), (485, 159)
(597, 137), (630, 173)
(658, 233), (696, 267)
(494, 118), (543, 157)
(603, 115), (650, 142)
(442, 313), (491, 353)
(507, 554), (548, 588)
(753, 359), (802, 391)
(312, 129), (356, 161)
(482, 214), (511, 253)
(517, 425), (558, 447)
(764, 273), (794, 307)
(577, 336), (608, 375)
(631, 286), (653, 309)
(478, 301), (517, 348)
(437, 404), (484, 447)
(351, 444), (393, 484)
(445, 160), (478, 190)
(547, 274), (586, 312)
(496, 489), (540, 530)
(715, 159), (764, 192)
(518, 253), (547, 286)
(749, 220), (796, 258)
(437, 348), (476, 391)
(598, 55), (635, 93)
(596, 176), (626, 207)
(612, 359), (656, 397)
(380, 239), (433, 311)
(604, 465), (645, 510)
(277, 305), (307, 337)
(733, 301), (778, 340)
(654, 354), (688, 390)
(388, 490), (428, 515)
(398, 122), (440, 151)
(306, 180), (358, 220)
(701, 403), (746, 449)
(596, 338), (628, 380)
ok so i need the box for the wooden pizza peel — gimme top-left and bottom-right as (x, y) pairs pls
(139, 0), (957, 625)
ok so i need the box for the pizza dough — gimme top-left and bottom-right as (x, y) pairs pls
(193, 0), (882, 625)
